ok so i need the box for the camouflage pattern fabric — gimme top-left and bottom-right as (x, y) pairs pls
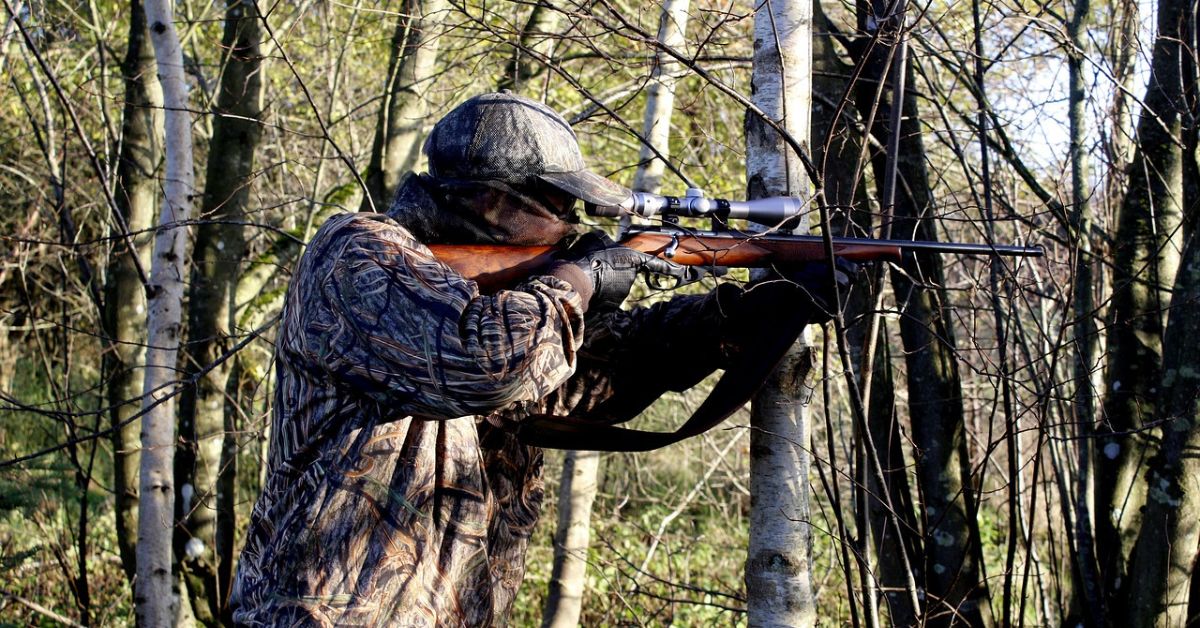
(230, 206), (736, 626)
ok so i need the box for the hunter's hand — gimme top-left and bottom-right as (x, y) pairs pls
(783, 258), (859, 322)
(739, 258), (859, 325)
(553, 231), (686, 311)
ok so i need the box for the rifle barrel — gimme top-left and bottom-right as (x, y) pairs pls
(846, 237), (1044, 257)
(630, 227), (1045, 258)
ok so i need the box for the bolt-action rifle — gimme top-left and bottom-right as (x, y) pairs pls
(427, 188), (1044, 293)
(429, 188), (1041, 451)
(424, 188), (1043, 451)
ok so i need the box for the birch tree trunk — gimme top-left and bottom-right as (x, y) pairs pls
(541, 450), (600, 628)
(176, 1), (263, 622)
(360, 0), (448, 212)
(1097, 0), (1189, 611)
(136, 0), (195, 623)
(631, 0), (689, 195)
(743, 0), (815, 625)
(1066, 0), (1105, 621)
(107, 0), (162, 584)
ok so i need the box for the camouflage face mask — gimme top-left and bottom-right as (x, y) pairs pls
(387, 173), (579, 246)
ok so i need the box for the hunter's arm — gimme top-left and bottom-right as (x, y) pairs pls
(565, 280), (825, 424)
(286, 213), (586, 418)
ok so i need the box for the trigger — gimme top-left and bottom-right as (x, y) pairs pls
(674, 267), (705, 287)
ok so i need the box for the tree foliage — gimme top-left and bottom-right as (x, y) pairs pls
(0, 0), (1197, 625)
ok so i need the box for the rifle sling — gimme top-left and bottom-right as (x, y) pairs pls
(515, 308), (811, 452)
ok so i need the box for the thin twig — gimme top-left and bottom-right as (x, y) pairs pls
(0, 588), (87, 628)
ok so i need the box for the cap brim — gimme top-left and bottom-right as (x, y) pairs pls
(538, 170), (631, 207)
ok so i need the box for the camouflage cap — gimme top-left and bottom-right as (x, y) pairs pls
(424, 92), (631, 207)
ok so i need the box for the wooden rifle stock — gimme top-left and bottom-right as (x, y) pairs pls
(426, 243), (557, 292)
(428, 230), (1041, 292)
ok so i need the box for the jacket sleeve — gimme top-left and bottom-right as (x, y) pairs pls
(545, 280), (819, 425)
(286, 213), (586, 418)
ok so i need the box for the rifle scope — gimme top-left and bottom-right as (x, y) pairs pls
(588, 188), (806, 225)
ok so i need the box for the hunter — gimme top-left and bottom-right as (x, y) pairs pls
(230, 92), (833, 626)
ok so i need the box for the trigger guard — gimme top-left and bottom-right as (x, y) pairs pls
(644, 265), (708, 291)
(646, 272), (677, 291)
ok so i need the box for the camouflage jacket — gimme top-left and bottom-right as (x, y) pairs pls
(230, 211), (737, 626)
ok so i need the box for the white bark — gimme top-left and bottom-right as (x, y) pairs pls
(744, 0), (810, 214)
(542, 450), (601, 628)
(136, 0), (194, 624)
(631, 0), (691, 194)
(743, 0), (815, 626)
(0, 2), (21, 77)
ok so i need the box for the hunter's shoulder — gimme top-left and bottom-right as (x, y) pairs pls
(305, 212), (430, 263)
(313, 211), (419, 245)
